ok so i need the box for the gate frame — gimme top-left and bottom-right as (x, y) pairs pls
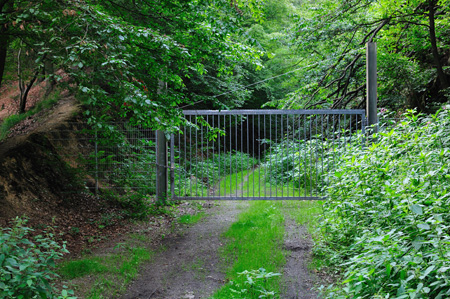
(168, 109), (366, 201)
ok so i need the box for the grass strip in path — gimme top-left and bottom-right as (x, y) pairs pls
(211, 201), (286, 298)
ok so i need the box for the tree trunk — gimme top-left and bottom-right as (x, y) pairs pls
(0, 0), (13, 89)
(19, 72), (38, 114)
(44, 61), (56, 97)
(428, 1), (449, 89)
(0, 43), (6, 89)
(0, 26), (8, 89)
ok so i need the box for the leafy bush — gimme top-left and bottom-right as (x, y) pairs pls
(0, 217), (75, 299)
(263, 139), (322, 190)
(318, 108), (450, 298)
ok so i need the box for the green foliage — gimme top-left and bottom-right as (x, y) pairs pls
(229, 268), (281, 299)
(317, 106), (450, 298)
(269, 0), (450, 111)
(263, 139), (322, 191)
(0, 217), (75, 299)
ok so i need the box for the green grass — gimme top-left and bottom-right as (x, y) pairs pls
(177, 211), (206, 224)
(215, 169), (253, 196)
(58, 241), (153, 298)
(211, 201), (286, 298)
(282, 200), (323, 227)
(243, 167), (306, 197)
(58, 258), (108, 279)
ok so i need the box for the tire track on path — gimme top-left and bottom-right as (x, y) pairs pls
(121, 201), (247, 299)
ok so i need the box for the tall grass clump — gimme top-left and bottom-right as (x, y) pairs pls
(318, 107), (450, 298)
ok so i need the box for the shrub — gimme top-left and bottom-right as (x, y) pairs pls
(318, 108), (450, 298)
(0, 217), (75, 299)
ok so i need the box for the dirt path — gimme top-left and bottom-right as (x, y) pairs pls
(281, 216), (318, 299)
(121, 169), (319, 299)
(121, 201), (248, 299)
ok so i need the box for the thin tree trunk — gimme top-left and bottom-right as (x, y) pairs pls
(428, 1), (449, 89)
(0, 44), (6, 89)
(44, 61), (56, 97)
(17, 48), (39, 114)
(0, 0), (13, 89)
(0, 28), (8, 89)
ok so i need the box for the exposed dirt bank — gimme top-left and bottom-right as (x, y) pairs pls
(0, 96), (128, 255)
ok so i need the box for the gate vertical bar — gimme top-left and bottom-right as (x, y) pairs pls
(252, 115), (255, 197)
(247, 115), (249, 197)
(170, 134), (175, 199)
(94, 127), (99, 196)
(235, 115), (238, 198)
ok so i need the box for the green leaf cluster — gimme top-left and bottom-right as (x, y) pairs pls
(317, 106), (450, 298)
(0, 217), (75, 299)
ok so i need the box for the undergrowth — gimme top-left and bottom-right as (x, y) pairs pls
(317, 107), (450, 298)
(0, 217), (75, 299)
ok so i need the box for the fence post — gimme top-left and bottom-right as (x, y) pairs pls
(156, 130), (167, 204)
(366, 42), (378, 134)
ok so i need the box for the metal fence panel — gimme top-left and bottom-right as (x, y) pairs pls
(171, 110), (366, 200)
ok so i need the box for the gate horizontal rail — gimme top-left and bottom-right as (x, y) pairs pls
(170, 109), (366, 201)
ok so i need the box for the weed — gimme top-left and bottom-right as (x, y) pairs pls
(177, 212), (206, 224)
(0, 217), (75, 298)
(229, 268), (281, 299)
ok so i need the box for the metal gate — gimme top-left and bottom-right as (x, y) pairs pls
(170, 109), (366, 200)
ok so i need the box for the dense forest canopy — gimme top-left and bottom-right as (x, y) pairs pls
(1, 0), (449, 127)
(247, 0), (450, 113)
(0, 0), (265, 129)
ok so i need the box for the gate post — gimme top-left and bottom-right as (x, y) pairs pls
(366, 42), (378, 134)
(156, 130), (167, 205)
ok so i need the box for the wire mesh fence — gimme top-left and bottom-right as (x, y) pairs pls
(46, 122), (156, 195)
